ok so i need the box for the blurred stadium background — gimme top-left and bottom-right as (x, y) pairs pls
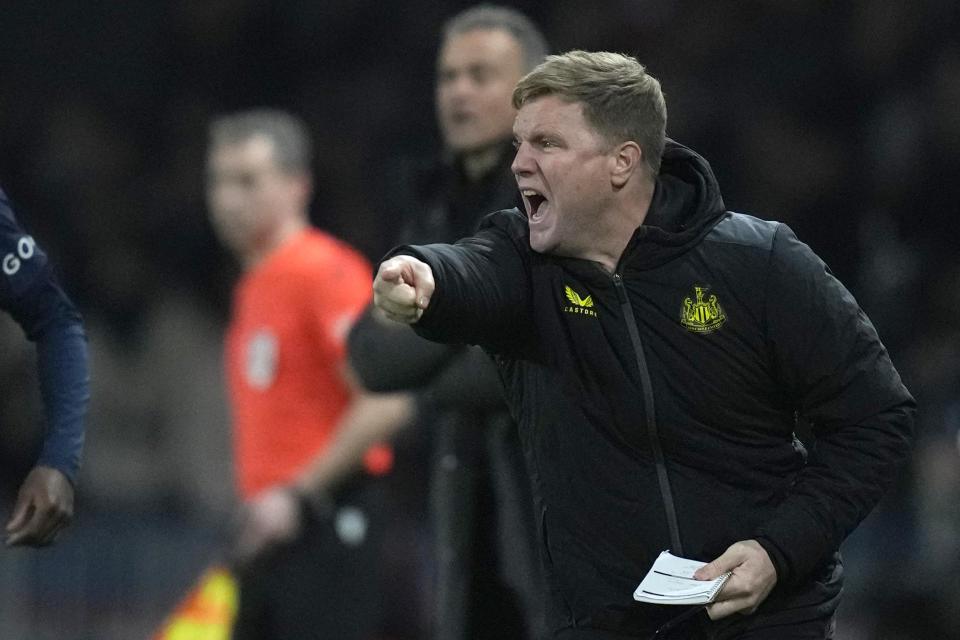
(1, 1), (958, 638)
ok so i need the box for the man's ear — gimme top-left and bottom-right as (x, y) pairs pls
(610, 141), (642, 189)
(293, 172), (314, 205)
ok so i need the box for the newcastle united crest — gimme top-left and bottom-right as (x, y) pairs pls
(680, 285), (725, 333)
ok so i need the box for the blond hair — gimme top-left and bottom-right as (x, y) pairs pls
(513, 50), (667, 173)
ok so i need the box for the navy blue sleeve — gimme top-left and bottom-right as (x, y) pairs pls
(1, 189), (89, 484)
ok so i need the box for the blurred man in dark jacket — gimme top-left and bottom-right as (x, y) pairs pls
(347, 5), (550, 639)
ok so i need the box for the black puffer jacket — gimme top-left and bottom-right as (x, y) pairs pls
(389, 140), (915, 637)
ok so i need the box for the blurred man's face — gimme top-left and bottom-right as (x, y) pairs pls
(205, 135), (303, 259)
(436, 28), (526, 154)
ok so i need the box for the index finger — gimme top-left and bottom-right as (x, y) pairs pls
(376, 258), (406, 284)
(5, 510), (41, 546)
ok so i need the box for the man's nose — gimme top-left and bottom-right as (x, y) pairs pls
(445, 74), (475, 100)
(511, 142), (533, 176)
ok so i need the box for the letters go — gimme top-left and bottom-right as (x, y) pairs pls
(2, 235), (36, 276)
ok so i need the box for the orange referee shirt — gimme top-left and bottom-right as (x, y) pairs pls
(225, 229), (372, 499)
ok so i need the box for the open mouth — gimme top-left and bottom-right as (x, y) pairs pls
(521, 189), (547, 220)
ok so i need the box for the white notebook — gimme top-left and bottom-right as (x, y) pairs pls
(633, 550), (731, 605)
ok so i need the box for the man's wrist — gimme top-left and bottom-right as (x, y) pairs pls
(753, 536), (788, 586)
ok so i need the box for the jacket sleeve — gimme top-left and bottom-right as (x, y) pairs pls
(753, 223), (915, 586)
(1, 193), (89, 485)
(382, 217), (533, 358)
(31, 290), (90, 485)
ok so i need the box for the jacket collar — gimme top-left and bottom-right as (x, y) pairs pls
(614, 139), (728, 273)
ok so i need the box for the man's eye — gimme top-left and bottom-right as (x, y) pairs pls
(512, 139), (521, 150)
(470, 68), (492, 84)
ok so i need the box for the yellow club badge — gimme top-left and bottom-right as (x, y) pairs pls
(680, 285), (725, 333)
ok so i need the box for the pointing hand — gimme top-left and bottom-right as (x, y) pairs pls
(373, 256), (435, 324)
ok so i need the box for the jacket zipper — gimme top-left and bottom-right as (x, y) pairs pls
(613, 273), (683, 555)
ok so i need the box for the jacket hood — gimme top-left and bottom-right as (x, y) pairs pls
(617, 138), (728, 271)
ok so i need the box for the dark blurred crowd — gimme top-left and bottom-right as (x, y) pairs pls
(1, 1), (957, 638)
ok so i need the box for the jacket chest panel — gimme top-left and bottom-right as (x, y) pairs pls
(535, 264), (785, 437)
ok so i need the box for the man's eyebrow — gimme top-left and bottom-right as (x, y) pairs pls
(528, 126), (561, 140)
(438, 60), (494, 73)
